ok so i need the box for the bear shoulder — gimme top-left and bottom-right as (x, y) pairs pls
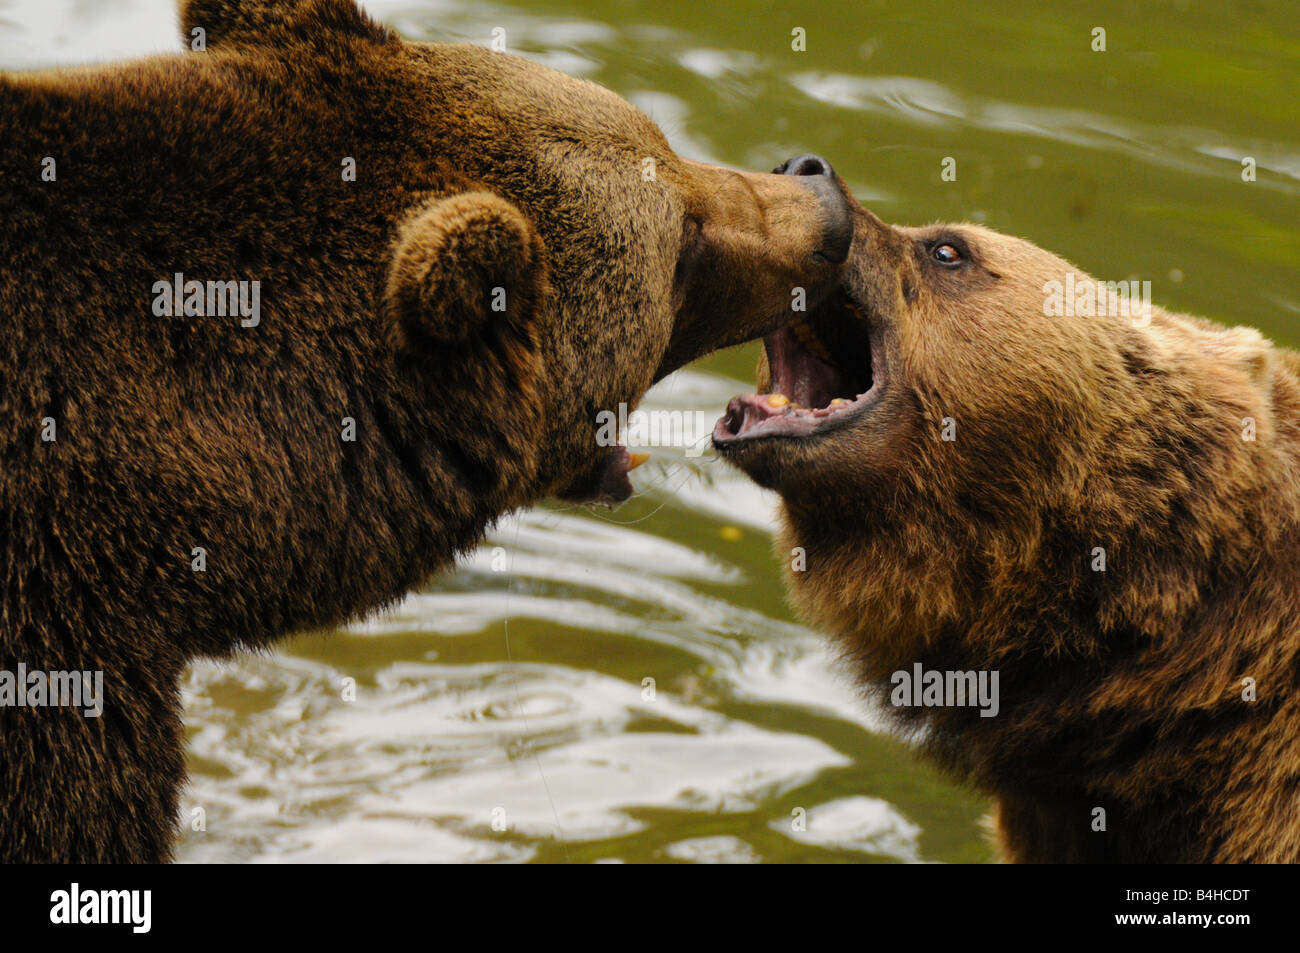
(179, 0), (393, 52)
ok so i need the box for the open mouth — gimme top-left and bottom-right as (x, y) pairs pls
(713, 291), (879, 446)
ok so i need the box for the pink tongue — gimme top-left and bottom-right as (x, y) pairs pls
(765, 327), (838, 408)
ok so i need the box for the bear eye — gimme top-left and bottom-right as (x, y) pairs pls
(932, 243), (963, 266)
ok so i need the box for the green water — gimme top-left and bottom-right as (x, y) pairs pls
(3, 0), (1296, 862)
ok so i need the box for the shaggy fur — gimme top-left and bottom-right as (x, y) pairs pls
(0, 0), (851, 861)
(719, 206), (1300, 863)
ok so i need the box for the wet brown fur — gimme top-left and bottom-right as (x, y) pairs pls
(0, 0), (847, 861)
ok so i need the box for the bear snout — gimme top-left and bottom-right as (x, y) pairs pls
(773, 153), (854, 265)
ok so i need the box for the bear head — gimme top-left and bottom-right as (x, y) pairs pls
(714, 206), (1289, 685)
(180, 0), (855, 506)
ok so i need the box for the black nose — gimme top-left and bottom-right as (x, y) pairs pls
(773, 153), (836, 178)
(774, 154), (853, 265)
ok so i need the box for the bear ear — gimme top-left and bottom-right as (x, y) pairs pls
(180, 0), (391, 51)
(385, 192), (548, 403)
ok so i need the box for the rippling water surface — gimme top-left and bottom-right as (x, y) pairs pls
(3, 0), (1296, 863)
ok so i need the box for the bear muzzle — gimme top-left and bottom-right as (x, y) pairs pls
(772, 153), (854, 265)
(713, 289), (881, 448)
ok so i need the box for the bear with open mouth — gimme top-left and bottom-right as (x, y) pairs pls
(714, 204), (1300, 863)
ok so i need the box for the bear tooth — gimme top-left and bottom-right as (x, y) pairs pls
(767, 393), (790, 407)
(627, 452), (650, 471)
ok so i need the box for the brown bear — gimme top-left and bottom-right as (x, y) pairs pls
(714, 204), (1300, 863)
(0, 0), (855, 861)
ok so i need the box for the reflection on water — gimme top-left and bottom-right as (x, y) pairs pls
(177, 373), (933, 863)
(4, 0), (1296, 863)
